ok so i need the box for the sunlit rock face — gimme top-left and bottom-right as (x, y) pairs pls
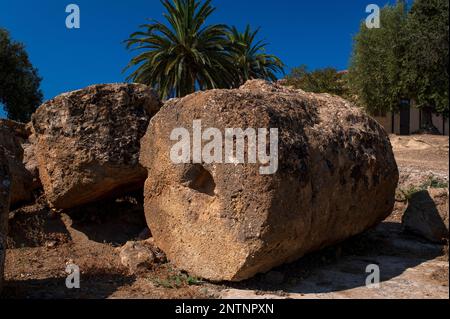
(140, 80), (399, 282)
(32, 83), (161, 209)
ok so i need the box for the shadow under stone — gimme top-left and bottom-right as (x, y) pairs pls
(225, 222), (445, 295)
(65, 193), (147, 246)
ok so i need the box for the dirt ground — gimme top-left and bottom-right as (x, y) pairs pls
(390, 134), (449, 174)
(1, 134), (448, 299)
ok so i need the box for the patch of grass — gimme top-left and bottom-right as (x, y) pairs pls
(399, 185), (424, 201)
(397, 175), (449, 202)
(427, 176), (449, 189)
(185, 275), (203, 286)
(152, 271), (203, 289)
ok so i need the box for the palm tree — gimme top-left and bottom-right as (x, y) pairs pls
(227, 25), (284, 86)
(124, 0), (234, 99)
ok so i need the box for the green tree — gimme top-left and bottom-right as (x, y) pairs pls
(403, 0), (449, 118)
(226, 25), (284, 87)
(124, 0), (235, 99)
(347, 2), (408, 115)
(284, 65), (349, 97)
(0, 28), (43, 122)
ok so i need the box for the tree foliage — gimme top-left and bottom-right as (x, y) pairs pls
(0, 28), (43, 122)
(124, 0), (284, 99)
(348, 0), (449, 117)
(124, 0), (233, 99)
(284, 65), (349, 97)
(403, 0), (449, 117)
(226, 25), (284, 87)
(348, 2), (408, 115)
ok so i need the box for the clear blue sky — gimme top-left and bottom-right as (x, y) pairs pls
(1, 0), (402, 117)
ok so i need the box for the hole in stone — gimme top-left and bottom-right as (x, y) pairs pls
(182, 165), (216, 196)
(65, 192), (148, 246)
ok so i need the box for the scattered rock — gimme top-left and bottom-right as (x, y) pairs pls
(140, 80), (399, 282)
(398, 167), (448, 191)
(45, 240), (58, 249)
(118, 240), (165, 274)
(147, 239), (167, 263)
(31, 83), (161, 209)
(22, 132), (42, 190)
(0, 147), (11, 293)
(6, 155), (34, 207)
(403, 188), (449, 243)
(119, 241), (154, 274)
(0, 119), (29, 151)
(0, 119), (36, 207)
